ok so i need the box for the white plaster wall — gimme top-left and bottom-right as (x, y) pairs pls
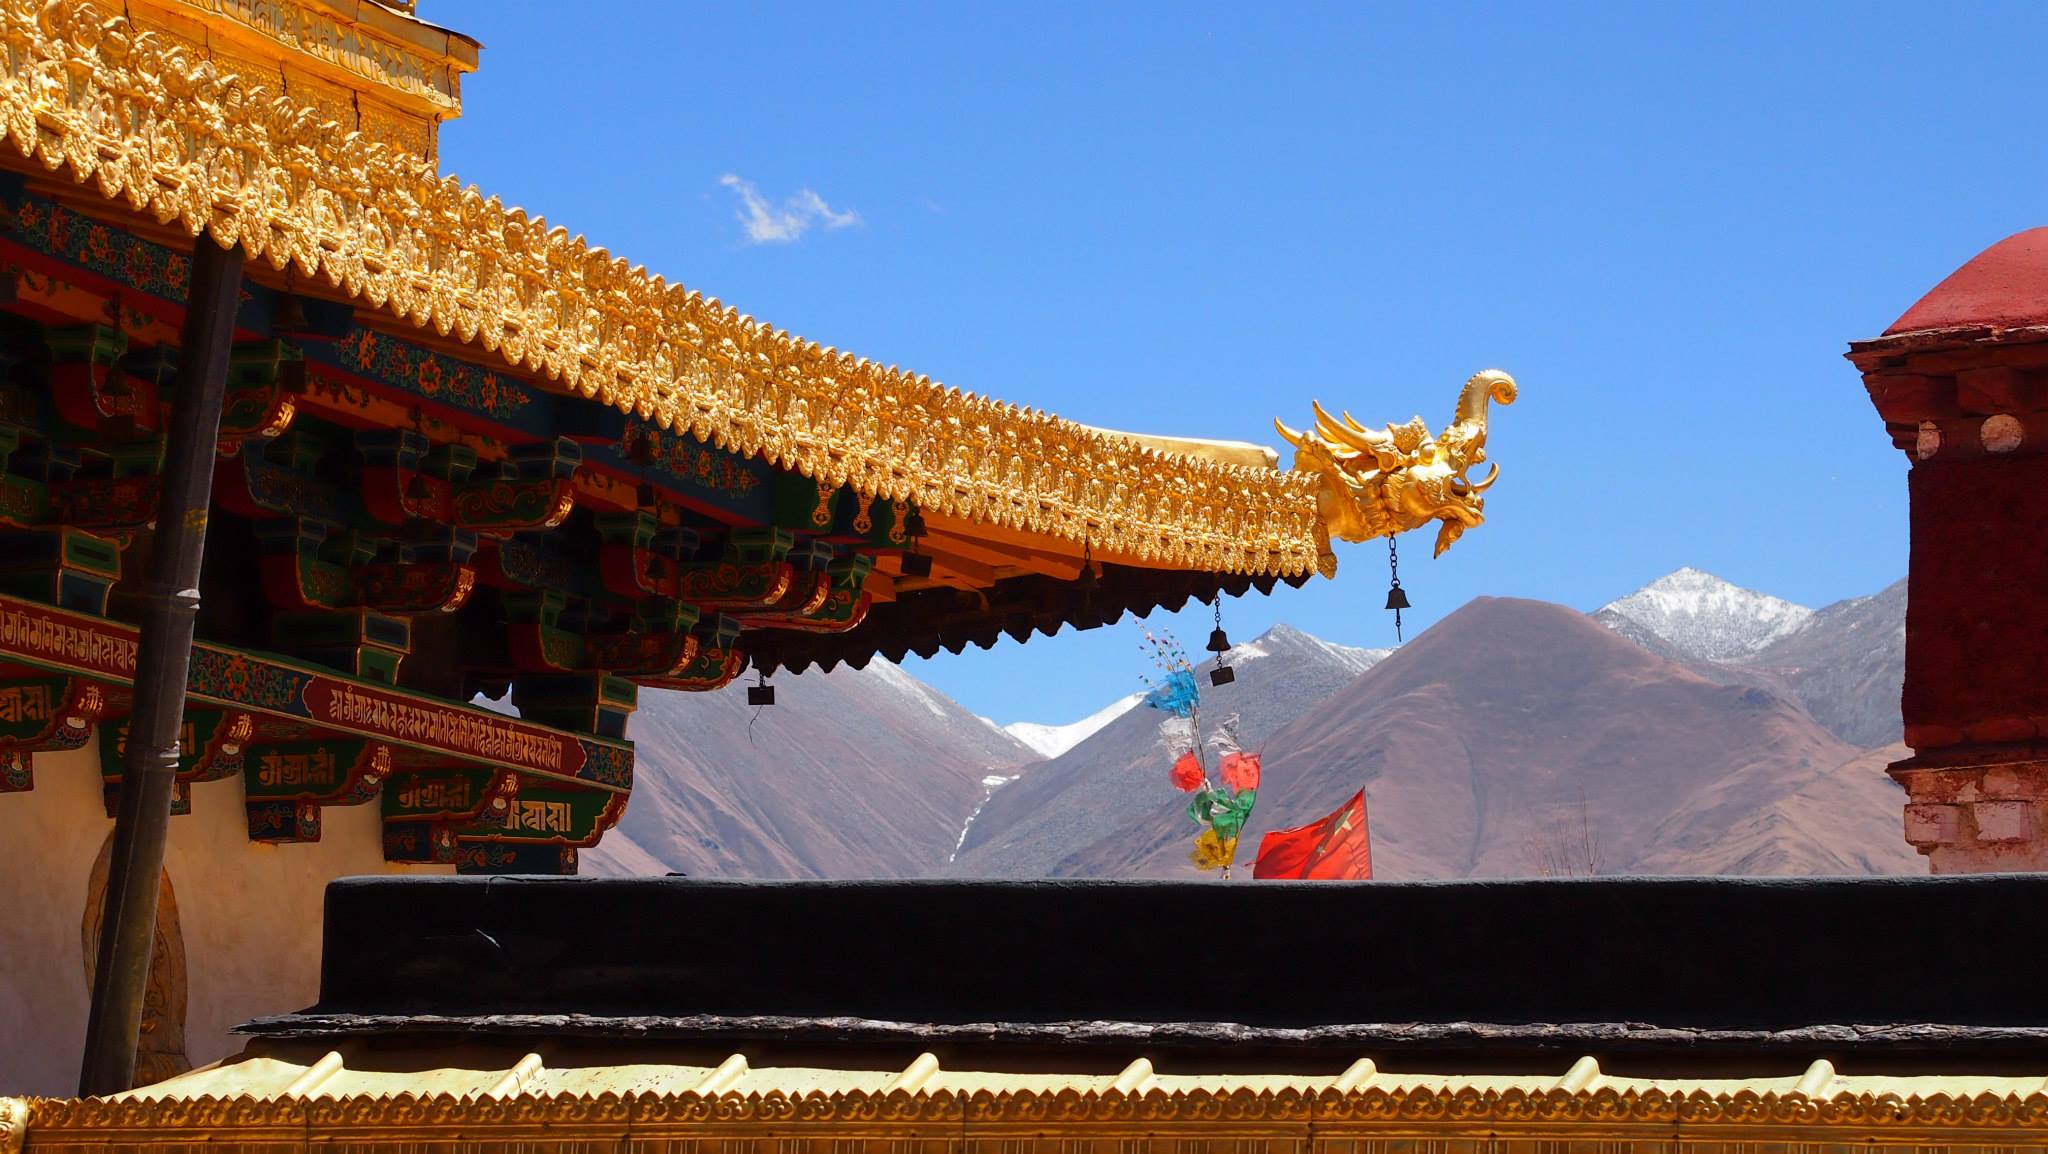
(0, 734), (450, 1096)
(0, 742), (102, 1096)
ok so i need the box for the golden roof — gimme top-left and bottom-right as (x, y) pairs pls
(0, 0), (1327, 578)
(9, 1045), (2048, 1152)
(120, 0), (478, 157)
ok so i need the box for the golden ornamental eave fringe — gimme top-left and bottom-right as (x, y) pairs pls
(17, 1085), (2048, 1138)
(0, 0), (1324, 578)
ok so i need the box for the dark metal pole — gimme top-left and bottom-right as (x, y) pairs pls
(78, 237), (242, 1097)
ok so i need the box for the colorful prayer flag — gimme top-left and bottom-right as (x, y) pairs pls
(1189, 826), (1237, 871)
(1252, 789), (1371, 880)
(1219, 751), (1261, 792)
(1142, 669), (1200, 718)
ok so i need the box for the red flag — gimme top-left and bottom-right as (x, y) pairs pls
(1253, 789), (1372, 880)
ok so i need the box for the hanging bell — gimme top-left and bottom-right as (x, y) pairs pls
(1382, 535), (1410, 642)
(405, 472), (434, 502)
(1207, 599), (1233, 684)
(635, 480), (657, 508)
(272, 292), (311, 334)
(900, 508), (933, 577)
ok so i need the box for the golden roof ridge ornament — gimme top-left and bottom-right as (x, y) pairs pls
(1277, 369), (1517, 572)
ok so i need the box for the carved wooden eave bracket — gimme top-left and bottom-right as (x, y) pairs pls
(0, 0), (1339, 580)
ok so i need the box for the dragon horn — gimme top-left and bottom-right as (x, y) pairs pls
(1453, 369), (1518, 429)
(1311, 400), (1386, 454)
(1309, 407), (1350, 445)
(1274, 417), (1308, 449)
(1450, 461), (1501, 494)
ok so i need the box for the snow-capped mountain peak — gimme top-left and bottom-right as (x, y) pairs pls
(1004, 692), (1144, 759)
(1594, 567), (1813, 662)
(1255, 623), (1391, 676)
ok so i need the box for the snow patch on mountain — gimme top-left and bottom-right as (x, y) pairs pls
(849, 660), (1039, 759)
(1222, 640), (1270, 665)
(993, 625), (1383, 763)
(950, 772), (1023, 863)
(1594, 567), (1813, 662)
(1308, 635), (1390, 676)
(1257, 623), (1391, 676)
(1005, 693), (1144, 759)
(866, 657), (964, 721)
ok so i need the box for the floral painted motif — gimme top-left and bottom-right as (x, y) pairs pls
(623, 422), (761, 501)
(577, 741), (635, 789)
(187, 650), (310, 713)
(10, 196), (191, 303)
(0, 748), (30, 791)
(347, 328), (532, 422)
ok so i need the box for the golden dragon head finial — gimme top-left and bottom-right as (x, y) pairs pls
(1276, 369), (1517, 567)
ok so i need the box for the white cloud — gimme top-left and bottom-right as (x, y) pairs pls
(719, 174), (861, 244)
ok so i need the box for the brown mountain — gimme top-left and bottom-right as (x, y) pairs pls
(1634, 743), (1919, 875)
(568, 583), (1914, 882)
(948, 625), (1385, 876)
(579, 660), (1036, 878)
(1738, 579), (1906, 749)
(1592, 573), (1906, 750)
(1004, 598), (1910, 879)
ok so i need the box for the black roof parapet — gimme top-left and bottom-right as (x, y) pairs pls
(252, 875), (2048, 1064)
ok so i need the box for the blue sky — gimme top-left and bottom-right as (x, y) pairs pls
(436, 2), (2033, 727)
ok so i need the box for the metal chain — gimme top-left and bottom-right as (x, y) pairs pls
(1388, 535), (1404, 644)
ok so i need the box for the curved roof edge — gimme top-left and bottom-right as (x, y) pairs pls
(0, 1), (1323, 578)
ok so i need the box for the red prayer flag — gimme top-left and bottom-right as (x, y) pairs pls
(1252, 789), (1372, 880)
(1219, 751), (1261, 792)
